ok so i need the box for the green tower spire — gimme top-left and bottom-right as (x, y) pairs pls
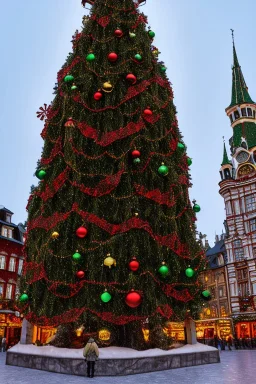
(228, 31), (255, 108)
(221, 142), (231, 166)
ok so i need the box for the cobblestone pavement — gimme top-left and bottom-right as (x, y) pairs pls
(1, 350), (255, 384)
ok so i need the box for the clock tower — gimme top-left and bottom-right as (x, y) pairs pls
(219, 33), (256, 338)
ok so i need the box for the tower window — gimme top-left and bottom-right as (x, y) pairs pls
(247, 108), (252, 117)
(229, 115), (234, 123)
(254, 110), (256, 119)
(234, 110), (240, 120)
(224, 169), (231, 179)
(241, 108), (247, 117)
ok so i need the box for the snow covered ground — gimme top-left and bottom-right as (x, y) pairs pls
(9, 342), (216, 359)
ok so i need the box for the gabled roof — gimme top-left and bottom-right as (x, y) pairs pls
(206, 239), (227, 269)
(0, 206), (13, 215)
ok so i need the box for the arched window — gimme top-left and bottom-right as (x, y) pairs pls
(234, 110), (240, 120)
(241, 108), (247, 117)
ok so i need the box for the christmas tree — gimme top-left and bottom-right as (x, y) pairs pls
(19, 0), (206, 350)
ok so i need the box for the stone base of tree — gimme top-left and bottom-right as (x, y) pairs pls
(6, 344), (219, 376)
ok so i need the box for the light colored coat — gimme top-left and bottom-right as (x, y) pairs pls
(83, 341), (99, 362)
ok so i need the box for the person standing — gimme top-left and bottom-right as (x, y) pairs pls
(83, 338), (99, 378)
(227, 335), (233, 351)
(1, 337), (6, 352)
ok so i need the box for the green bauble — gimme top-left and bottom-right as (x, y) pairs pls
(185, 267), (194, 278)
(158, 164), (169, 176)
(71, 84), (77, 91)
(72, 251), (82, 261)
(19, 293), (29, 303)
(133, 158), (141, 164)
(202, 290), (211, 301)
(187, 157), (192, 166)
(148, 30), (155, 38)
(36, 169), (46, 180)
(134, 53), (142, 61)
(86, 53), (95, 62)
(158, 264), (169, 277)
(64, 74), (74, 82)
(177, 142), (185, 150)
(101, 291), (112, 303)
(160, 66), (167, 72)
(193, 204), (201, 213)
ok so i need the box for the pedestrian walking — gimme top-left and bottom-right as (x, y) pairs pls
(227, 335), (232, 351)
(83, 338), (99, 378)
(1, 337), (6, 352)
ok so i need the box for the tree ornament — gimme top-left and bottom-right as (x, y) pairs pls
(71, 83), (77, 90)
(94, 90), (103, 101)
(201, 290), (211, 301)
(36, 169), (46, 180)
(102, 81), (113, 93)
(134, 53), (142, 61)
(108, 52), (118, 63)
(126, 73), (137, 85)
(193, 203), (201, 213)
(76, 270), (85, 279)
(114, 28), (123, 38)
(148, 30), (155, 38)
(177, 142), (185, 150)
(76, 226), (88, 238)
(133, 158), (141, 164)
(152, 48), (160, 57)
(125, 290), (142, 308)
(129, 31), (136, 38)
(129, 257), (140, 272)
(185, 267), (194, 278)
(104, 253), (116, 268)
(101, 290), (112, 303)
(131, 150), (141, 158)
(64, 118), (75, 128)
(158, 262), (169, 277)
(144, 107), (153, 115)
(187, 157), (192, 166)
(19, 293), (29, 303)
(64, 74), (74, 82)
(51, 231), (59, 239)
(158, 163), (169, 176)
(86, 52), (95, 62)
(72, 251), (82, 261)
(160, 66), (167, 72)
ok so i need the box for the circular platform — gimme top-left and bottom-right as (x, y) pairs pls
(6, 343), (219, 376)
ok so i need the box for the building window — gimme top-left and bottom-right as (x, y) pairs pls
(246, 194), (256, 212)
(2, 227), (8, 237)
(247, 108), (253, 117)
(0, 283), (3, 299)
(8, 229), (13, 238)
(219, 287), (224, 297)
(6, 284), (13, 299)
(250, 219), (256, 232)
(234, 239), (244, 261)
(0, 256), (6, 270)
(234, 110), (240, 119)
(238, 282), (249, 296)
(8, 257), (16, 272)
(253, 247), (256, 258)
(237, 268), (248, 281)
(218, 254), (224, 266)
(5, 214), (11, 223)
(18, 259), (23, 275)
(241, 108), (247, 117)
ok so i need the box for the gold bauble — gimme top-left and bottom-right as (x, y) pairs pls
(98, 328), (111, 341)
(51, 231), (59, 239)
(102, 81), (113, 93)
(104, 254), (116, 268)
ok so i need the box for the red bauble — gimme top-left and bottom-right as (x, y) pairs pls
(144, 108), (153, 115)
(76, 270), (85, 279)
(108, 52), (118, 62)
(129, 257), (140, 272)
(94, 91), (103, 101)
(125, 290), (142, 308)
(126, 73), (137, 85)
(114, 28), (123, 38)
(76, 226), (88, 238)
(131, 150), (141, 158)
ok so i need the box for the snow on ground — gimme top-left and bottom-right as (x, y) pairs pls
(9, 343), (216, 359)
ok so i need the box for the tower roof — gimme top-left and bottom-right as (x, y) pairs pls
(228, 37), (255, 108)
(221, 142), (231, 166)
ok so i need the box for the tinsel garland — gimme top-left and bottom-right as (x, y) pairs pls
(134, 184), (176, 207)
(27, 203), (190, 258)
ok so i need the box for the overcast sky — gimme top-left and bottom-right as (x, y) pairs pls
(1, 0), (256, 246)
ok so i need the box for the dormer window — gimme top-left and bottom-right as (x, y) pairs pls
(234, 110), (240, 120)
(241, 108), (247, 117)
(6, 214), (11, 223)
(1, 226), (13, 238)
(247, 108), (252, 117)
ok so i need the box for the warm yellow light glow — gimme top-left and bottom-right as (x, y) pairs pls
(98, 328), (111, 341)
(142, 328), (150, 342)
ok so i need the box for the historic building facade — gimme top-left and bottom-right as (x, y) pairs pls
(219, 38), (256, 339)
(0, 206), (25, 347)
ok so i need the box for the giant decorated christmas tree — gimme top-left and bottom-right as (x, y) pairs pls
(19, 0), (207, 350)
